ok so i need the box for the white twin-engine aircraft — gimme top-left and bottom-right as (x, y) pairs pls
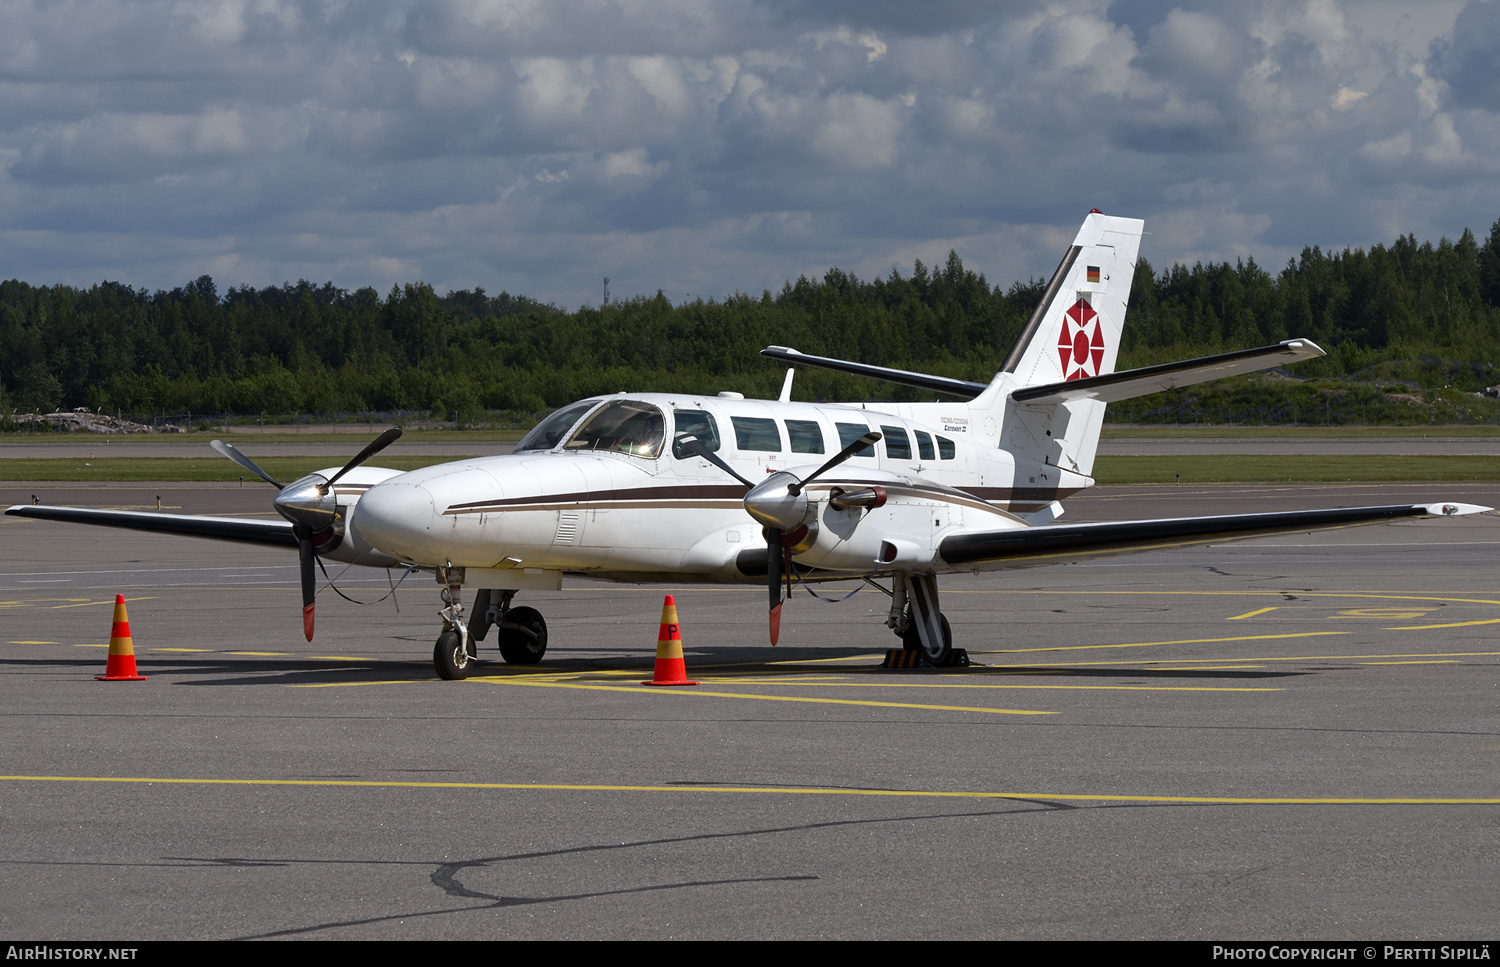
(9, 211), (1489, 678)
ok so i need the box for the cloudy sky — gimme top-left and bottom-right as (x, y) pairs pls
(3, 0), (1498, 307)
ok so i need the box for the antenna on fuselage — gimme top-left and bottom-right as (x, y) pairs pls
(778, 368), (795, 402)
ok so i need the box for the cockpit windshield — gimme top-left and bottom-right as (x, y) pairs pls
(562, 400), (666, 458)
(514, 399), (601, 452)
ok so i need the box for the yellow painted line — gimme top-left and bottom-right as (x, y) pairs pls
(976, 631), (1347, 655)
(692, 676), (850, 685)
(479, 678), (1053, 715)
(990, 650), (1500, 668)
(1140, 666), (1267, 672)
(1, 775), (1496, 806)
(73, 643), (108, 649)
(52, 596), (156, 610)
(1360, 660), (1461, 666)
(1387, 618), (1500, 630)
(703, 680), (1279, 693)
(961, 590), (1500, 607)
(1228, 607), (1278, 620)
(154, 648), (212, 653)
(770, 654), (888, 665)
(294, 679), (428, 687)
(228, 651), (291, 656)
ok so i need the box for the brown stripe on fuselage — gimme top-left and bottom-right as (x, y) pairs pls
(439, 480), (1073, 518)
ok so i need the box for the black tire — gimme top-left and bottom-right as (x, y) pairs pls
(900, 612), (952, 665)
(497, 606), (548, 665)
(434, 629), (472, 680)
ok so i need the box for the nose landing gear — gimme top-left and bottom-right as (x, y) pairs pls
(433, 565), (476, 680)
(433, 577), (551, 679)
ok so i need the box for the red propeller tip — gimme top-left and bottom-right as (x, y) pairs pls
(769, 603), (781, 646)
(303, 602), (315, 641)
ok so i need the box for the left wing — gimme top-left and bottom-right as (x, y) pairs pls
(1011, 339), (1325, 406)
(5, 505), (298, 547)
(940, 502), (1490, 568)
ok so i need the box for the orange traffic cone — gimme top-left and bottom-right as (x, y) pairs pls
(642, 595), (697, 686)
(96, 594), (147, 681)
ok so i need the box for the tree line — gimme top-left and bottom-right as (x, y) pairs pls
(3, 218), (1499, 425)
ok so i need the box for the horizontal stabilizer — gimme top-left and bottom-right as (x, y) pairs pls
(6, 505), (298, 547)
(1011, 339), (1325, 406)
(762, 346), (988, 399)
(940, 502), (1488, 568)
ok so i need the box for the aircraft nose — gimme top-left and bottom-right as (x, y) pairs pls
(350, 480), (437, 561)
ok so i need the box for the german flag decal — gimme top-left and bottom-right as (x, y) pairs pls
(1087, 265), (1101, 283)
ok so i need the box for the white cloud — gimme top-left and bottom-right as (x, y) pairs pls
(0, 0), (1494, 308)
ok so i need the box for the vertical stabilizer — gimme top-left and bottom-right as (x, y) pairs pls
(991, 211), (1143, 478)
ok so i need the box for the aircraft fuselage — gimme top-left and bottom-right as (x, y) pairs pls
(343, 392), (1066, 588)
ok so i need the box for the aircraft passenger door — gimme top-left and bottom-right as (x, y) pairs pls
(879, 424), (920, 472)
(670, 406), (730, 482)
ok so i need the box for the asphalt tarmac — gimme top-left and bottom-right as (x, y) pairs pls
(2, 482), (1499, 940)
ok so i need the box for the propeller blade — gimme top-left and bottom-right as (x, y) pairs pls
(676, 434), (756, 488)
(326, 427), (403, 489)
(299, 536), (316, 641)
(788, 431), (882, 495)
(210, 440), (284, 489)
(767, 528), (783, 645)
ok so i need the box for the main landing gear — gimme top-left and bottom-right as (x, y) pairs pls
(887, 571), (959, 667)
(431, 568), (550, 680)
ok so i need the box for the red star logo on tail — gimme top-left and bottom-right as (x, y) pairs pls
(1056, 298), (1104, 381)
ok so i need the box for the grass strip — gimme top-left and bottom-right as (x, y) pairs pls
(0, 456), (467, 482)
(1091, 454), (1500, 484)
(1100, 424), (1500, 439)
(4, 454), (1500, 484)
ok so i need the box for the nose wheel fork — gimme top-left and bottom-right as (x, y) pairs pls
(433, 565), (477, 680)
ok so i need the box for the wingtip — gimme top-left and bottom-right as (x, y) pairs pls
(1425, 502), (1493, 517)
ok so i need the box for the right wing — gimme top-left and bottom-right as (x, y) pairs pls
(6, 505), (298, 548)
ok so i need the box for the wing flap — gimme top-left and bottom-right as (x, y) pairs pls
(939, 502), (1488, 568)
(1011, 339), (1326, 405)
(6, 505), (298, 548)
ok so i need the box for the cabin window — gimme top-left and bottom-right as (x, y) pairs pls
(563, 400), (666, 458)
(835, 422), (876, 457)
(672, 409), (722, 459)
(915, 430), (936, 461)
(732, 416), (782, 451)
(881, 425), (912, 460)
(937, 436), (956, 459)
(515, 399), (600, 452)
(785, 419), (825, 454)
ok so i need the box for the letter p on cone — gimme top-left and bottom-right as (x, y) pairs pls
(643, 595), (697, 686)
(97, 594), (148, 681)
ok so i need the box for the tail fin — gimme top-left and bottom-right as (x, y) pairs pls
(989, 211), (1144, 478)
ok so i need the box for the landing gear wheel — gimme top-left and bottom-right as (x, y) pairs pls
(497, 606), (548, 665)
(900, 612), (952, 665)
(434, 629), (473, 680)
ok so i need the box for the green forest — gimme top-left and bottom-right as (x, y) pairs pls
(4, 217), (1500, 428)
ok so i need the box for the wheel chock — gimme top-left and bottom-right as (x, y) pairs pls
(97, 594), (148, 681)
(643, 595), (698, 686)
(882, 648), (970, 669)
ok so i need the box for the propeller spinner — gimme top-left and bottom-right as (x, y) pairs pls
(680, 430), (881, 644)
(210, 428), (403, 640)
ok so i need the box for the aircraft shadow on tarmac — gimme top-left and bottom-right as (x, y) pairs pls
(0, 650), (1312, 686)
